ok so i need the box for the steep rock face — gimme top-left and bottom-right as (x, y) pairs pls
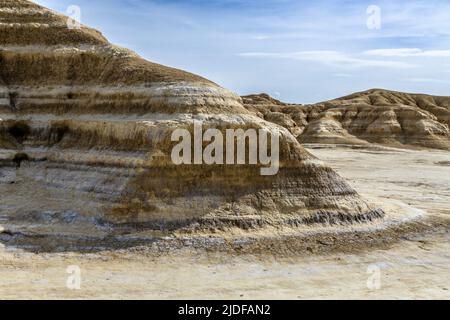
(242, 89), (450, 150)
(0, 0), (382, 235)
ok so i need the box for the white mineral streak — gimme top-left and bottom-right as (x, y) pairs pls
(0, 44), (136, 57)
(0, 22), (52, 27)
(0, 83), (244, 109)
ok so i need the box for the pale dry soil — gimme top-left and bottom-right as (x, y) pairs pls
(0, 145), (449, 299)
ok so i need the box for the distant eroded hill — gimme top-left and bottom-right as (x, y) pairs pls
(243, 89), (450, 150)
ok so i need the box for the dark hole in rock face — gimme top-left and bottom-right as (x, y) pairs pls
(8, 92), (18, 110)
(50, 124), (69, 144)
(67, 92), (74, 99)
(13, 153), (29, 168)
(8, 122), (31, 144)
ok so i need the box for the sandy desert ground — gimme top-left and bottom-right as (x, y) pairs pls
(0, 144), (449, 299)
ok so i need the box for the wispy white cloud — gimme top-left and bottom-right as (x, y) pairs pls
(404, 78), (450, 84)
(237, 50), (417, 69)
(252, 35), (271, 40)
(332, 73), (353, 78)
(365, 48), (450, 57)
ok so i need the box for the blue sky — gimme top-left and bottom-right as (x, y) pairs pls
(34, 0), (450, 103)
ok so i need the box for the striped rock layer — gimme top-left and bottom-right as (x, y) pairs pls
(243, 90), (450, 151)
(0, 0), (383, 233)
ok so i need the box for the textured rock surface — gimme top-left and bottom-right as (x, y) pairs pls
(243, 90), (450, 150)
(0, 0), (382, 245)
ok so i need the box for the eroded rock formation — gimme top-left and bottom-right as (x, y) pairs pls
(243, 90), (450, 150)
(0, 0), (383, 245)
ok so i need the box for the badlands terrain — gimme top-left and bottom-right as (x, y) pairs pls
(0, 0), (449, 299)
(243, 90), (450, 151)
(0, 0), (385, 250)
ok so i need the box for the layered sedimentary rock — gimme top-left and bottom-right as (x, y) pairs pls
(0, 0), (382, 239)
(243, 90), (450, 150)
